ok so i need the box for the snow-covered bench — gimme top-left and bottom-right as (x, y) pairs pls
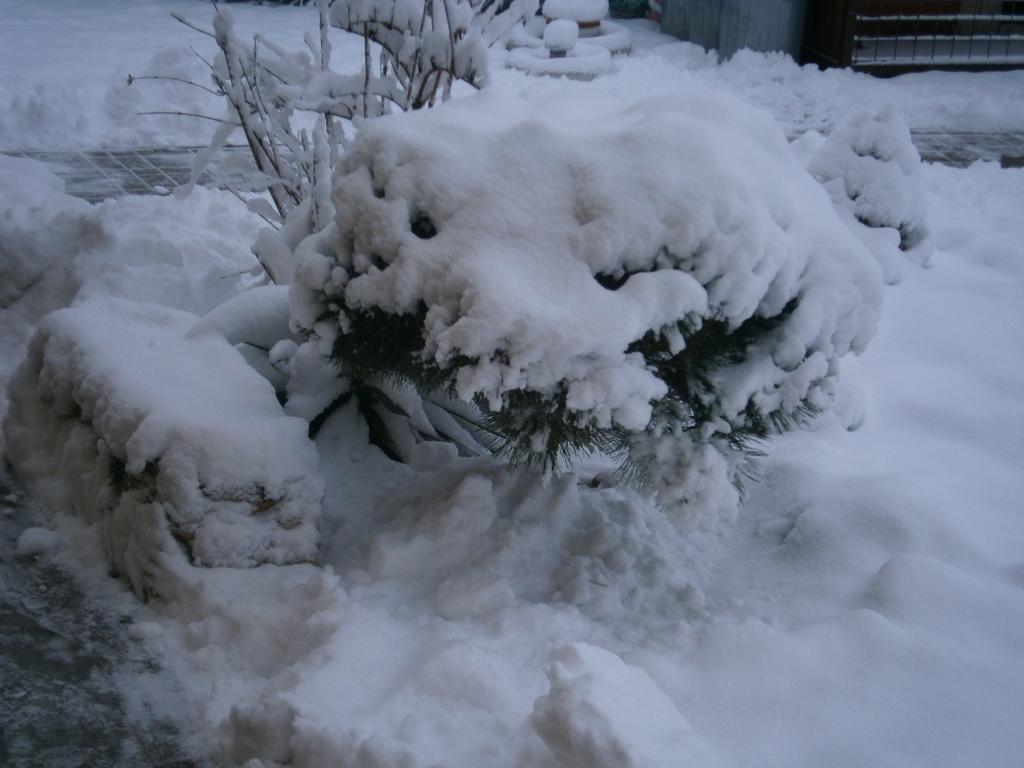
(3, 297), (323, 598)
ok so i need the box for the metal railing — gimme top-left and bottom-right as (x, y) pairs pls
(851, 1), (1024, 69)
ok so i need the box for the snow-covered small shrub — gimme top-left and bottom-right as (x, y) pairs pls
(291, 85), (883, 512)
(171, 0), (538, 250)
(809, 107), (932, 270)
(3, 298), (324, 598)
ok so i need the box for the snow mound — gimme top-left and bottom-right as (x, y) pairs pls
(16, 526), (58, 558)
(190, 285), (296, 389)
(4, 297), (323, 597)
(508, 42), (613, 80)
(292, 84), (882, 477)
(544, 19), (580, 52)
(0, 157), (101, 439)
(531, 643), (722, 767)
(809, 107), (932, 271)
(0, 156), (266, 461)
(189, 284), (292, 350)
(354, 462), (707, 624)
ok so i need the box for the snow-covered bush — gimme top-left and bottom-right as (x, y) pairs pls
(173, 0), (537, 261)
(291, 85), (883, 511)
(809, 107), (932, 272)
(3, 298), (324, 598)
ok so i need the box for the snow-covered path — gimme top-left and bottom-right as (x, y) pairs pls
(0, 472), (202, 768)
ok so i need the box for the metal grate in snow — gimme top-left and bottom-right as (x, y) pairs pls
(1, 146), (252, 204)
(4, 133), (1024, 205)
(911, 129), (1024, 167)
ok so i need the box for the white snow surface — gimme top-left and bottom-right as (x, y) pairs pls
(1, 6), (1024, 768)
(531, 643), (723, 767)
(0, 155), (264, 456)
(15, 526), (58, 558)
(0, 0), (368, 150)
(543, 19), (580, 53)
(543, 0), (609, 23)
(0, 4), (1021, 151)
(579, 20), (633, 53)
(190, 284), (294, 350)
(507, 42), (613, 79)
(3, 5), (1024, 151)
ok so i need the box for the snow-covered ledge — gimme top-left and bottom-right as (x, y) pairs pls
(3, 297), (323, 599)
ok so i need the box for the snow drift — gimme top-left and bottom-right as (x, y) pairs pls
(4, 297), (323, 597)
(0, 155), (266, 459)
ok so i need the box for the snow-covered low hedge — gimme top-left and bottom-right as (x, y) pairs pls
(3, 298), (324, 598)
(290, 84), (884, 512)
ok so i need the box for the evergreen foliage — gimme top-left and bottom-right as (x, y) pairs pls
(286, 84), (883, 513)
(325, 290), (815, 489)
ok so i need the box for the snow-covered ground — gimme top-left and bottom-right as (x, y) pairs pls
(3, 0), (1024, 151)
(2, 2), (1023, 767)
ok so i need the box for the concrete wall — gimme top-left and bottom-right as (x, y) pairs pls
(660, 0), (809, 60)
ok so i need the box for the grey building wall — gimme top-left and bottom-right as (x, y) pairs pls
(660, 0), (809, 61)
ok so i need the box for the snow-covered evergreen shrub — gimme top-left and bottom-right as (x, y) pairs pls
(809, 107), (932, 265)
(291, 86), (884, 511)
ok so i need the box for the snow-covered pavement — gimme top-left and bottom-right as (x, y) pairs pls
(0, 471), (201, 767)
(5, 128), (1023, 210)
(2, 2), (1023, 767)
(0, 147), (251, 204)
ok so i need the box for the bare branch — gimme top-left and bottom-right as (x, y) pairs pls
(226, 187), (281, 231)
(362, 23), (372, 119)
(170, 11), (215, 37)
(137, 110), (240, 125)
(189, 44), (215, 70)
(318, 0), (338, 144)
(127, 74), (223, 97)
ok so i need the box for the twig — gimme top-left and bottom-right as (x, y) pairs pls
(137, 110), (240, 125)
(126, 74), (223, 96)
(226, 187), (280, 230)
(318, 0), (338, 143)
(170, 11), (215, 37)
(189, 44), (215, 71)
(362, 23), (371, 119)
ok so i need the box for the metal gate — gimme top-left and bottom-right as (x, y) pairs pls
(660, 0), (810, 61)
(803, 0), (1024, 72)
